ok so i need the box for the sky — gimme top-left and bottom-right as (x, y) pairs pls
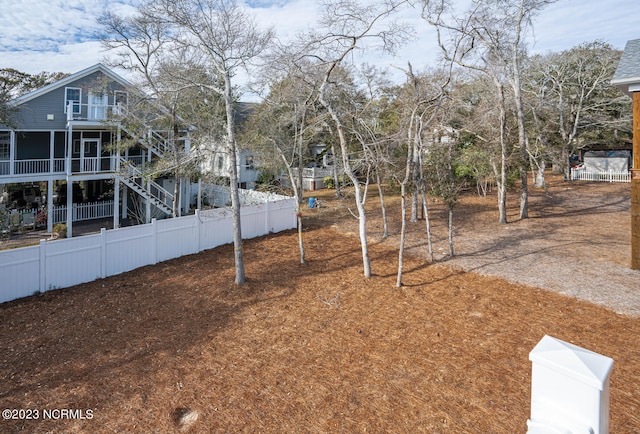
(1, 0), (639, 99)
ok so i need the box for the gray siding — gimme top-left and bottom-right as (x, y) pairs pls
(13, 71), (128, 130)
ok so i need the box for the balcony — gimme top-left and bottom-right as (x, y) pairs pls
(0, 158), (66, 177)
(0, 156), (122, 178)
(66, 101), (125, 124)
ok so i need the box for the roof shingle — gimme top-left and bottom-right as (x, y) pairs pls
(612, 39), (640, 94)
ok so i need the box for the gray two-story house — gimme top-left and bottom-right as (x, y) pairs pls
(0, 64), (190, 237)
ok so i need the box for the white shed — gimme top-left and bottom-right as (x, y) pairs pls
(583, 150), (631, 172)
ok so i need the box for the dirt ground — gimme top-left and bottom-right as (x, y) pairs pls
(1, 174), (639, 433)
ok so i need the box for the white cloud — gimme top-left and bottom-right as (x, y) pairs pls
(246, 0), (318, 40)
(0, 0), (137, 72)
(531, 0), (640, 54)
(1, 0), (638, 84)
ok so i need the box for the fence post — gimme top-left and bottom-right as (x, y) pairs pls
(265, 201), (270, 234)
(527, 335), (613, 434)
(195, 209), (201, 253)
(100, 228), (107, 279)
(152, 218), (158, 265)
(39, 239), (46, 293)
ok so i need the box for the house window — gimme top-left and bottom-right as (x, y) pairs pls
(0, 132), (10, 159)
(245, 155), (255, 170)
(217, 155), (224, 171)
(65, 87), (82, 114)
(88, 92), (108, 120)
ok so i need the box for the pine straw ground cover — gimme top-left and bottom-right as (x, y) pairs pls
(1, 177), (640, 433)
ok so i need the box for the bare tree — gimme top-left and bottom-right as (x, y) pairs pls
(393, 64), (448, 286)
(100, 10), (196, 219)
(350, 63), (397, 240)
(422, 0), (557, 222)
(524, 41), (629, 181)
(243, 67), (323, 264)
(289, 0), (412, 278)
(101, 0), (273, 284)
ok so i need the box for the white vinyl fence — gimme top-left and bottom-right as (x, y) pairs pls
(0, 196), (296, 304)
(570, 168), (631, 183)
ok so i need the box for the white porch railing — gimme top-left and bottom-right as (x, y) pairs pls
(119, 157), (173, 214)
(570, 168), (631, 183)
(300, 167), (335, 179)
(0, 156), (145, 177)
(66, 102), (123, 122)
(126, 155), (145, 167)
(0, 158), (66, 176)
(51, 201), (115, 224)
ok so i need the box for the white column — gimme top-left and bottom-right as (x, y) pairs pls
(49, 131), (55, 174)
(113, 179), (120, 229)
(146, 148), (151, 222)
(66, 126), (73, 176)
(65, 180), (73, 238)
(9, 130), (15, 176)
(47, 180), (53, 233)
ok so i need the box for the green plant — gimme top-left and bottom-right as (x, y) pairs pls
(323, 176), (335, 189)
(52, 223), (67, 238)
(323, 175), (352, 189)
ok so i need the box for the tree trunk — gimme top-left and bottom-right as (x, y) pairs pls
(534, 159), (546, 188)
(448, 206), (455, 257)
(496, 81), (508, 224)
(398, 116), (416, 286)
(283, 157), (305, 264)
(331, 142), (341, 198)
(172, 178), (180, 218)
(422, 193), (434, 262)
(397, 182), (408, 287)
(376, 170), (388, 239)
(297, 212), (305, 264)
(410, 190), (419, 222)
(511, 31), (529, 220)
(224, 72), (246, 285)
(319, 84), (370, 278)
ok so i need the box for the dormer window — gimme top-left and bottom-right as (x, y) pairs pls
(65, 87), (82, 114)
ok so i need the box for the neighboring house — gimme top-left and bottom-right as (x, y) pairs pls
(0, 64), (190, 237)
(200, 146), (260, 191)
(299, 143), (336, 191)
(197, 102), (260, 191)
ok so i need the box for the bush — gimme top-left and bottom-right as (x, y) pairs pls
(323, 175), (352, 189)
(52, 223), (67, 239)
(323, 176), (335, 189)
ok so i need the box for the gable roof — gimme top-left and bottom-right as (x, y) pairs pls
(611, 38), (640, 96)
(10, 63), (134, 106)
